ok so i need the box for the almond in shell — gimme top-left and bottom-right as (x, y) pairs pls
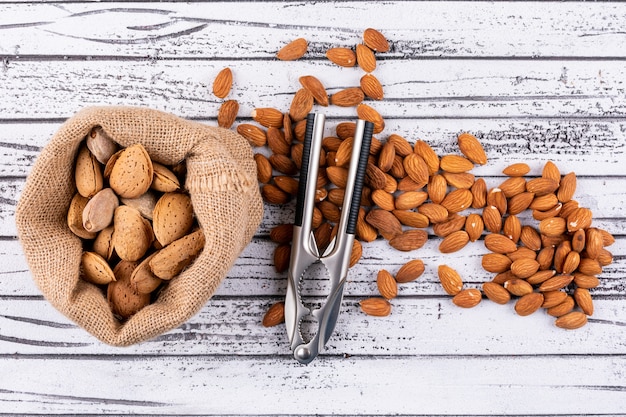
(67, 193), (97, 240)
(75, 143), (104, 198)
(93, 226), (115, 260)
(112, 206), (153, 262)
(120, 191), (158, 221)
(109, 143), (154, 199)
(151, 163), (181, 193)
(108, 260), (150, 319)
(150, 228), (205, 280)
(153, 192), (195, 247)
(130, 252), (163, 294)
(81, 251), (116, 285)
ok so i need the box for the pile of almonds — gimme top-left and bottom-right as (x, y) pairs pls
(68, 127), (204, 321)
(209, 28), (614, 330)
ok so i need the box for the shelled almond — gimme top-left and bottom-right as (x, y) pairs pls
(68, 128), (204, 321)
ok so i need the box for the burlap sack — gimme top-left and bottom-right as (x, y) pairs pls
(15, 106), (264, 346)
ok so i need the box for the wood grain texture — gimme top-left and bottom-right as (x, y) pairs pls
(1, 1), (626, 416)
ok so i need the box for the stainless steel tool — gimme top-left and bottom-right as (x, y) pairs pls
(284, 113), (373, 364)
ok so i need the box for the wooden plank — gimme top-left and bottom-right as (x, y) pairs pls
(0, 294), (625, 356)
(1, 59), (626, 120)
(1, 117), (625, 178)
(2, 174), (625, 238)
(3, 235), (624, 298)
(0, 355), (625, 415)
(1, 2), (626, 58)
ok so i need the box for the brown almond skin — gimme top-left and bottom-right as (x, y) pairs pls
(153, 193), (195, 247)
(263, 302), (286, 327)
(483, 282), (511, 304)
(515, 292), (544, 316)
(453, 289), (482, 308)
(396, 259), (425, 283)
(438, 265), (463, 296)
(360, 297), (392, 317)
(82, 188), (119, 233)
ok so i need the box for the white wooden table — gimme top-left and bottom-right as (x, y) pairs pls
(1, 1), (625, 415)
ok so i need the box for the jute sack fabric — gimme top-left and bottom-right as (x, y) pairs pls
(15, 106), (264, 346)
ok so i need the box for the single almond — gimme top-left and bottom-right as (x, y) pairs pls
(470, 178), (487, 208)
(289, 88), (314, 122)
(82, 188), (119, 233)
(274, 176), (299, 195)
(578, 258), (602, 275)
(427, 174), (447, 204)
(526, 269), (556, 285)
(86, 127), (119, 165)
(356, 103), (385, 133)
(276, 38), (308, 61)
(482, 281), (510, 304)
(299, 75), (329, 106)
(433, 214), (466, 238)
(515, 292), (544, 316)
(360, 297), (392, 317)
(418, 203), (449, 224)
(388, 229), (428, 251)
(151, 163), (181, 193)
(499, 176), (527, 198)
(356, 44), (377, 72)
(149, 229), (205, 280)
(441, 189), (473, 213)
(401, 153), (429, 188)
(567, 207), (593, 232)
(130, 252), (162, 294)
(108, 260), (149, 319)
(508, 192), (535, 215)
(443, 172), (475, 189)
(526, 177), (559, 196)
(377, 269), (398, 300)
(562, 251), (581, 274)
(269, 224), (294, 244)
(481, 253), (513, 273)
(262, 302), (285, 327)
(437, 265), (464, 295)
(273, 244), (291, 273)
(326, 47), (357, 67)
(237, 124), (267, 147)
(269, 154), (297, 175)
(360, 74), (384, 100)
(503, 162), (530, 177)
(484, 233), (517, 254)
(392, 210), (430, 228)
(212, 67), (233, 98)
(75, 143), (104, 198)
(363, 28), (390, 52)
(530, 193), (558, 211)
(112, 206), (153, 262)
(81, 251), (116, 285)
(503, 214), (522, 243)
(510, 258), (540, 279)
(217, 99), (239, 128)
(152, 192), (194, 247)
(251, 108), (284, 128)
(68, 193), (97, 240)
(331, 87), (365, 107)
(109, 144), (154, 199)
(574, 288), (594, 316)
(254, 153), (273, 183)
(539, 216), (567, 237)
(487, 188), (507, 215)
(395, 259), (425, 283)
(413, 140), (440, 175)
(542, 161), (561, 183)
(508, 246), (537, 262)
(555, 311), (587, 329)
(520, 225), (542, 251)
(439, 230), (470, 253)
(457, 133), (487, 165)
(366, 208), (403, 238)
(440, 155), (474, 173)
(482, 205), (502, 233)
(262, 184), (290, 205)
(585, 228), (603, 259)
(453, 289), (482, 308)
(547, 295), (575, 317)
(504, 278), (534, 296)
(538, 274), (574, 292)
(465, 213), (484, 242)
(542, 290), (569, 308)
